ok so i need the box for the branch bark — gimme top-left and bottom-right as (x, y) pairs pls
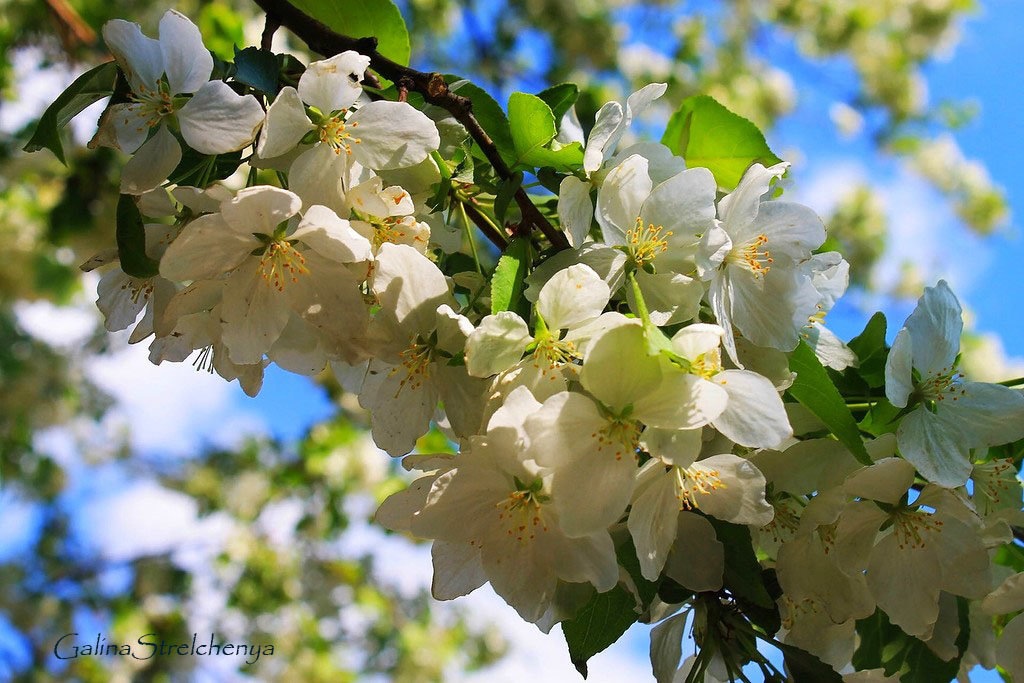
(252, 0), (569, 250)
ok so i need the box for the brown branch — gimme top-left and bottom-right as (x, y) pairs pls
(463, 201), (508, 250)
(251, 0), (569, 251)
(261, 14), (280, 52)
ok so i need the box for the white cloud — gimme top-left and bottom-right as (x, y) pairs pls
(13, 298), (95, 348)
(75, 480), (200, 562)
(85, 329), (266, 455)
(794, 158), (992, 297)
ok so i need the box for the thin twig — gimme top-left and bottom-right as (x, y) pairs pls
(261, 13), (280, 52)
(251, 0), (569, 251)
(463, 201), (508, 250)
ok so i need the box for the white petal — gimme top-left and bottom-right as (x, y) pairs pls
(983, 572), (1024, 615)
(580, 320), (661, 412)
(288, 144), (349, 216)
(538, 264), (610, 330)
(948, 381), (1024, 448)
(737, 200), (825, 260)
(267, 314), (328, 375)
(524, 391), (636, 537)
(465, 313), (531, 377)
(372, 243), (451, 337)
(610, 141), (686, 185)
(640, 167), (717, 236)
(628, 460), (681, 580)
(558, 175), (594, 247)
(297, 51), (369, 113)
(640, 427), (702, 467)
(583, 101), (624, 174)
(711, 369), (792, 448)
(595, 154), (651, 245)
(257, 86), (314, 159)
(120, 123), (181, 194)
(905, 280), (962, 377)
(635, 371), (727, 430)
(96, 269), (148, 331)
(833, 501), (888, 576)
(220, 260), (292, 364)
(807, 323), (858, 371)
(171, 183), (233, 214)
(360, 358), (439, 456)
(885, 327), (915, 408)
(717, 161), (788, 235)
(349, 101), (441, 170)
(605, 82), (666, 156)
(866, 533), (942, 639)
(291, 204), (373, 263)
(996, 613), (1024, 683)
(109, 103), (153, 153)
(630, 270), (703, 326)
(431, 540), (486, 600)
(670, 323), (725, 360)
(650, 612), (688, 683)
(689, 454), (774, 526)
(777, 533), (875, 624)
(101, 19), (163, 93)
(222, 185), (302, 236)
(843, 457), (917, 504)
(725, 267), (820, 353)
(178, 80), (265, 154)
(663, 512), (725, 592)
(546, 529), (619, 592)
(897, 407), (973, 487)
(159, 213), (256, 281)
(284, 254), (370, 363)
(158, 10), (212, 95)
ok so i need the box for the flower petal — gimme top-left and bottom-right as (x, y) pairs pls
(583, 101), (623, 175)
(177, 80), (265, 154)
(904, 280), (962, 377)
(595, 154), (651, 245)
(297, 51), (370, 113)
(558, 175), (594, 248)
(101, 19), (163, 93)
(465, 312), (532, 377)
(348, 100), (440, 170)
(711, 369), (792, 448)
(120, 123), (181, 194)
(220, 259), (292, 364)
(896, 407), (973, 487)
(664, 512), (725, 593)
(291, 204), (373, 263)
(257, 86), (314, 159)
(221, 185), (302, 236)
(288, 144), (349, 217)
(159, 213), (256, 281)
(538, 264), (610, 331)
(158, 10), (212, 95)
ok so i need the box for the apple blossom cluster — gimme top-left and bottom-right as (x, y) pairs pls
(36, 9), (1024, 682)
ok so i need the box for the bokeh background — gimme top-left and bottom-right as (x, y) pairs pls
(1, 0), (1022, 680)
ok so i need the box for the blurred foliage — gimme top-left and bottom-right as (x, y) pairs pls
(0, 0), (1018, 678)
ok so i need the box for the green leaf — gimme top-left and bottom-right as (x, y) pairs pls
(233, 46), (280, 95)
(494, 172), (523, 226)
(168, 148), (243, 187)
(447, 78), (516, 166)
(116, 195), (159, 279)
(706, 517), (775, 609)
(615, 536), (658, 610)
(490, 237), (530, 315)
(853, 603), (970, 683)
(788, 341), (872, 465)
(775, 641), (843, 682)
(661, 94), (782, 190)
(847, 312), (889, 388)
(561, 585), (637, 678)
(23, 61), (119, 164)
(537, 82), (579, 122)
(507, 92), (584, 171)
(289, 0), (410, 66)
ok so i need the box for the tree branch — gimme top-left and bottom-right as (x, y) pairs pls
(462, 201), (508, 250)
(250, 0), (569, 251)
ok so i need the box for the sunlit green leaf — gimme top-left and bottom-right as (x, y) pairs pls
(661, 94), (782, 190)
(290, 0), (410, 66)
(507, 92), (584, 171)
